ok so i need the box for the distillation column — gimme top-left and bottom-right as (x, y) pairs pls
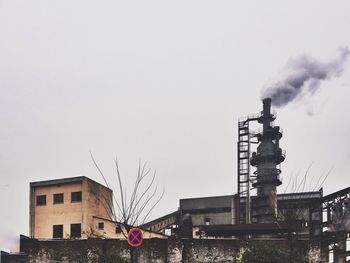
(250, 98), (285, 223)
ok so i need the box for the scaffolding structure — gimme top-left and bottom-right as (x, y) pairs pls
(237, 119), (251, 224)
(237, 114), (260, 224)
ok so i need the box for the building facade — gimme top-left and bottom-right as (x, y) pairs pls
(29, 176), (165, 240)
(29, 176), (115, 239)
(176, 191), (323, 238)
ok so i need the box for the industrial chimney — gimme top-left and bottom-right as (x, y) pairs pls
(250, 98), (285, 223)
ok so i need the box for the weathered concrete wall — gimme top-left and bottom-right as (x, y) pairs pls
(181, 239), (240, 262)
(31, 182), (84, 239)
(20, 237), (319, 263)
(20, 238), (242, 262)
(1, 251), (27, 263)
(85, 178), (114, 236)
(30, 177), (116, 240)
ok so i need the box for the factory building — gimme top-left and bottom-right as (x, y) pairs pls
(142, 98), (350, 261)
(146, 190), (322, 239)
(30, 176), (164, 239)
(30, 176), (114, 239)
(178, 191), (323, 228)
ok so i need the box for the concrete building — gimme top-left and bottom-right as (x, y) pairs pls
(30, 176), (116, 239)
(140, 190), (324, 240)
(177, 191), (323, 238)
(29, 176), (165, 240)
(180, 195), (235, 226)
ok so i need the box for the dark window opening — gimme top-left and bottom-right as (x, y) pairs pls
(53, 225), (63, 238)
(53, 193), (64, 204)
(205, 217), (210, 225)
(71, 191), (82, 202)
(70, 223), (81, 238)
(115, 225), (122, 234)
(36, 195), (46, 206)
(98, 222), (104, 230)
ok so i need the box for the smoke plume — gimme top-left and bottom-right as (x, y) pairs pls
(261, 48), (349, 108)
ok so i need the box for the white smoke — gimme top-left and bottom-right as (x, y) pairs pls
(261, 48), (349, 108)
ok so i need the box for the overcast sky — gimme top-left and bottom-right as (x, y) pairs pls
(1, 1), (350, 251)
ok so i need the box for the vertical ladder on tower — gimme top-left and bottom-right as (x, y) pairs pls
(237, 119), (251, 224)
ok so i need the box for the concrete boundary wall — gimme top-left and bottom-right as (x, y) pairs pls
(18, 237), (319, 263)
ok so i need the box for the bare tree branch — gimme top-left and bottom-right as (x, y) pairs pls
(312, 169), (327, 192)
(90, 152), (123, 217)
(316, 167), (333, 190)
(114, 157), (127, 221)
(283, 171), (294, 194)
(141, 185), (165, 226)
(125, 161), (152, 223)
(295, 163), (313, 193)
(90, 153), (164, 237)
(127, 171), (156, 223)
(131, 185), (158, 226)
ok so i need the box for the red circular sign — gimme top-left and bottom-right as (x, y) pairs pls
(127, 228), (143, 247)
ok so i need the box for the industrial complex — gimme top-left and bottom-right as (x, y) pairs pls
(2, 98), (350, 262)
(142, 98), (350, 262)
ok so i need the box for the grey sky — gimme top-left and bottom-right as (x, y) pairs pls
(1, 1), (350, 251)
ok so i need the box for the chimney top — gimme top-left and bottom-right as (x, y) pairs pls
(262, 97), (272, 105)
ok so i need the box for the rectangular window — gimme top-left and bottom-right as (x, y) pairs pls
(71, 191), (82, 202)
(70, 223), (81, 238)
(115, 225), (122, 234)
(36, 195), (46, 206)
(53, 225), (63, 238)
(205, 217), (210, 225)
(53, 193), (64, 204)
(98, 222), (104, 230)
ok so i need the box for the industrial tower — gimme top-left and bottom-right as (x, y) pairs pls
(237, 98), (285, 224)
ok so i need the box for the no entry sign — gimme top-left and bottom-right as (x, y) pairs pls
(127, 228), (143, 247)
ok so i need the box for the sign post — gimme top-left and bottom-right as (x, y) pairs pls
(127, 228), (143, 247)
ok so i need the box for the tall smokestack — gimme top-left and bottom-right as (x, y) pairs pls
(251, 98), (285, 223)
(262, 98), (272, 130)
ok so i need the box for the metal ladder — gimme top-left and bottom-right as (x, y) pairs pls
(237, 119), (251, 224)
